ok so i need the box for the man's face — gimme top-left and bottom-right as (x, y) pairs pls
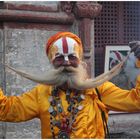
(50, 37), (81, 68)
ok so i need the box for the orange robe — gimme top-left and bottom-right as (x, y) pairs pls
(1, 78), (140, 138)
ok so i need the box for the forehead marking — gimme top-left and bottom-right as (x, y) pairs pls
(67, 37), (76, 54)
(62, 37), (68, 54)
(53, 37), (78, 54)
(54, 38), (63, 54)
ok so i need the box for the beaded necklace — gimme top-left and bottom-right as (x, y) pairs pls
(48, 87), (85, 139)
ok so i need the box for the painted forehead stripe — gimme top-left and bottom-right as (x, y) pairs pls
(62, 37), (68, 54)
(53, 37), (79, 54)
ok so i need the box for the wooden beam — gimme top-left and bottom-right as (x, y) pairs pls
(0, 9), (74, 25)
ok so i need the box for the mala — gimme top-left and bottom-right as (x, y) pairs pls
(48, 87), (85, 139)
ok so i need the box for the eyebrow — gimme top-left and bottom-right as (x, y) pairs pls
(55, 53), (61, 56)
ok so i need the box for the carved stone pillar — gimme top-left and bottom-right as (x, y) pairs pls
(73, 2), (102, 77)
(60, 1), (75, 15)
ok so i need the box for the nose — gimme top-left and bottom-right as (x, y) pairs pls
(63, 56), (70, 66)
(63, 60), (70, 64)
(63, 60), (70, 66)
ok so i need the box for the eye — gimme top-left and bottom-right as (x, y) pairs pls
(54, 55), (64, 62)
(68, 54), (78, 60)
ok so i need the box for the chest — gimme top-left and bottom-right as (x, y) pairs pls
(39, 92), (103, 138)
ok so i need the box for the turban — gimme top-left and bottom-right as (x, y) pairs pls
(46, 32), (83, 60)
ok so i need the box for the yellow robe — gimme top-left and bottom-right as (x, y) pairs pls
(1, 78), (140, 138)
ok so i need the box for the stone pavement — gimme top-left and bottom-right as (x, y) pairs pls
(108, 113), (140, 138)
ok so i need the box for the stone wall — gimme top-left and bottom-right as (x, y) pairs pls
(108, 113), (140, 138)
(4, 28), (57, 138)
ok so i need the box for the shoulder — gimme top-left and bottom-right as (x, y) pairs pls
(97, 81), (117, 93)
(34, 84), (52, 95)
(30, 84), (52, 103)
(35, 84), (51, 90)
(84, 81), (116, 95)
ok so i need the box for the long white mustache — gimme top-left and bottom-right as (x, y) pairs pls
(4, 63), (122, 90)
(4, 53), (130, 90)
(5, 64), (66, 86)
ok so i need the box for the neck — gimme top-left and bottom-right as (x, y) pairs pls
(56, 83), (77, 92)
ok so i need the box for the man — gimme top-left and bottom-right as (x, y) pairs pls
(1, 32), (140, 139)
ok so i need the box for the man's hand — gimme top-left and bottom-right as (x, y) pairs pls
(129, 41), (140, 60)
